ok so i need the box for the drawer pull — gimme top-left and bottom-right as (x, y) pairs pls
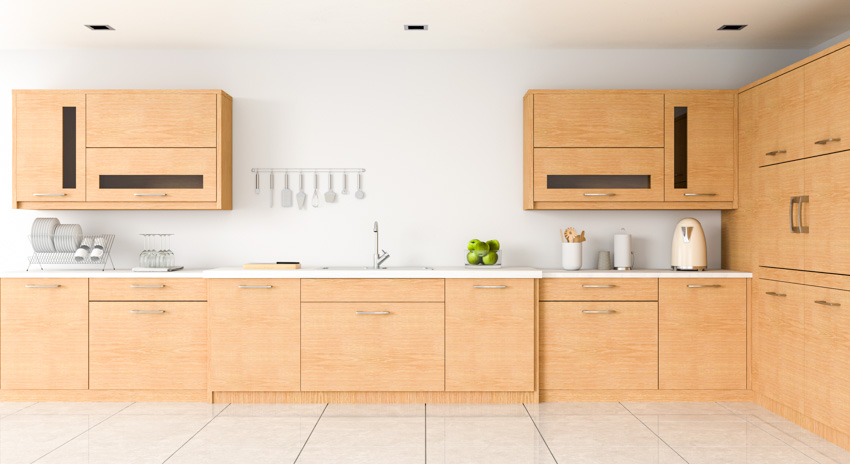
(238, 285), (273, 289)
(814, 138), (841, 145)
(582, 310), (617, 314)
(765, 291), (787, 297)
(582, 285), (616, 288)
(131, 284), (165, 288)
(583, 193), (615, 196)
(814, 300), (841, 307)
(688, 284), (721, 288)
(765, 150), (787, 156)
(134, 193), (167, 196)
(131, 310), (166, 314)
(32, 193), (67, 196)
(25, 284), (60, 288)
(356, 311), (390, 315)
(473, 285), (507, 289)
(684, 193), (717, 196)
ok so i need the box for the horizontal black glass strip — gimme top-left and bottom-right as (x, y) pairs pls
(547, 175), (651, 189)
(62, 107), (76, 189)
(99, 175), (204, 189)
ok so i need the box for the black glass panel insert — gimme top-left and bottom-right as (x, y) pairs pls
(547, 175), (651, 189)
(62, 107), (76, 189)
(99, 175), (204, 189)
(674, 106), (688, 189)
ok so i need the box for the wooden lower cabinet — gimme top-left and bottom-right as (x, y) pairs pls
(89, 302), (207, 390)
(659, 279), (747, 390)
(0, 279), (89, 390)
(540, 301), (658, 390)
(446, 279), (535, 392)
(208, 279), (301, 391)
(301, 303), (444, 391)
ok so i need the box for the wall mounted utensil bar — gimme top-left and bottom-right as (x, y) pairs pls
(251, 168), (366, 174)
(252, 168), (367, 208)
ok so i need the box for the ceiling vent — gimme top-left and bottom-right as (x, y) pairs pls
(404, 25), (428, 31)
(85, 25), (115, 31)
(717, 25), (747, 31)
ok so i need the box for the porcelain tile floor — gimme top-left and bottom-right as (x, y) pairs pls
(0, 401), (846, 463)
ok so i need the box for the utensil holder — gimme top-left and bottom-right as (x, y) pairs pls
(561, 242), (582, 271)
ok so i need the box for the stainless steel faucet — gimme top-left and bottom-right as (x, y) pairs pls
(373, 221), (390, 269)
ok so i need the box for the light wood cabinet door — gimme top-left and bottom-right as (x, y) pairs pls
(533, 93), (664, 148)
(539, 278), (658, 301)
(0, 279), (88, 390)
(751, 68), (805, 167)
(86, 93), (217, 148)
(664, 92), (735, 202)
(446, 279), (535, 391)
(301, 303), (444, 391)
(803, 152), (850, 275)
(804, 286), (850, 435)
(659, 279), (747, 390)
(805, 46), (850, 158)
(758, 162), (805, 270)
(89, 302), (207, 390)
(540, 302), (658, 390)
(89, 278), (207, 301)
(752, 279), (805, 411)
(301, 279), (444, 302)
(209, 280), (300, 391)
(13, 91), (86, 202)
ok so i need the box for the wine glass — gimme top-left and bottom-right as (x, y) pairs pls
(161, 234), (175, 268)
(139, 234), (154, 268)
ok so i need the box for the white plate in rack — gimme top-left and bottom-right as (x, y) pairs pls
(31, 218), (59, 252)
(54, 224), (82, 252)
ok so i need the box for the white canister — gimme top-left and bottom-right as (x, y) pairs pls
(561, 242), (582, 271)
(613, 228), (633, 270)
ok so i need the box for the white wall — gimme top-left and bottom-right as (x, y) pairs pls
(810, 29), (850, 54)
(0, 48), (808, 270)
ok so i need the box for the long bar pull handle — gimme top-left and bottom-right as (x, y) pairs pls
(582, 285), (616, 288)
(688, 285), (721, 288)
(584, 193), (616, 196)
(131, 310), (166, 314)
(814, 138), (841, 145)
(33, 193), (67, 196)
(765, 292), (787, 297)
(765, 150), (787, 156)
(684, 193), (717, 196)
(131, 284), (165, 288)
(26, 284), (60, 288)
(238, 285), (273, 289)
(798, 196), (809, 233)
(473, 285), (507, 289)
(814, 300), (841, 307)
(582, 310), (617, 314)
(134, 193), (167, 196)
(356, 311), (390, 315)
(790, 197), (800, 233)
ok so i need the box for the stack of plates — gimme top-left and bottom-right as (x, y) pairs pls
(54, 224), (83, 252)
(30, 218), (59, 252)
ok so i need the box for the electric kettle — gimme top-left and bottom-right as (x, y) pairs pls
(671, 217), (707, 271)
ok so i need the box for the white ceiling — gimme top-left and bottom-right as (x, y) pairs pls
(2, 0), (850, 50)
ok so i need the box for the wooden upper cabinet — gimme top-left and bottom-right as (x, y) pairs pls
(13, 91), (86, 203)
(664, 92), (735, 203)
(805, 46), (850, 158)
(750, 68), (805, 167)
(533, 93), (664, 148)
(758, 162), (805, 270)
(87, 93), (217, 148)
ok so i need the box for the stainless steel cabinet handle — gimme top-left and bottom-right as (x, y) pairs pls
(765, 291), (787, 297)
(130, 284), (165, 288)
(814, 138), (841, 145)
(582, 285), (616, 288)
(473, 285), (507, 289)
(582, 310), (617, 314)
(797, 196), (809, 233)
(25, 284), (60, 288)
(584, 193), (616, 196)
(814, 300), (841, 307)
(131, 310), (166, 314)
(238, 285), (273, 289)
(134, 193), (167, 196)
(32, 193), (67, 196)
(765, 150), (787, 156)
(684, 193), (717, 196)
(688, 284), (721, 288)
(790, 197), (800, 233)
(356, 311), (390, 315)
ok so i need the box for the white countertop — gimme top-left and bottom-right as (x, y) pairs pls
(0, 269), (207, 278)
(541, 269), (752, 278)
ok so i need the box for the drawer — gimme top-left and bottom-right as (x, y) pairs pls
(86, 93), (217, 148)
(300, 279), (444, 302)
(301, 303), (445, 391)
(540, 278), (658, 301)
(533, 148), (664, 202)
(541, 301), (658, 389)
(89, 302), (207, 390)
(86, 148), (217, 202)
(89, 278), (207, 301)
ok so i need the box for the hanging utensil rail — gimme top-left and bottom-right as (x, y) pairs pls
(251, 168), (366, 174)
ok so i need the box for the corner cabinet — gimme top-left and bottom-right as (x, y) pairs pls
(523, 90), (736, 210)
(12, 89), (232, 210)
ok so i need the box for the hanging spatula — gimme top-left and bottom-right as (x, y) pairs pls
(296, 173), (307, 209)
(324, 173), (336, 203)
(281, 173), (293, 207)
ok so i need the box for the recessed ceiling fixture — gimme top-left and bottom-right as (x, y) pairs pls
(404, 25), (428, 31)
(85, 25), (115, 31)
(717, 25), (747, 31)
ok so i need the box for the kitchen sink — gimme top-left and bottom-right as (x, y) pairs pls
(319, 266), (433, 270)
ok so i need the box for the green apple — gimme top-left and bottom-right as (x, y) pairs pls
(473, 241), (490, 257)
(486, 239), (500, 251)
(482, 251), (499, 265)
(467, 251), (481, 265)
(467, 239), (481, 251)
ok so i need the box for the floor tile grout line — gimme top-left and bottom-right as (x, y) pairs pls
(161, 403), (232, 464)
(292, 403), (329, 464)
(522, 403), (559, 464)
(619, 402), (691, 464)
(31, 401), (137, 463)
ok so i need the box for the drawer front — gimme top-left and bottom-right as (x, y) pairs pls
(301, 303), (445, 391)
(300, 279), (444, 302)
(541, 302), (658, 390)
(540, 278), (658, 301)
(89, 302), (207, 390)
(533, 148), (664, 202)
(90, 278), (207, 301)
(86, 93), (217, 148)
(86, 148), (217, 202)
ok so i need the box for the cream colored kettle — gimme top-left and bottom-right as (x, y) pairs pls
(671, 217), (707, 271)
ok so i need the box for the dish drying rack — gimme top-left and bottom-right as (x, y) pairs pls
(27, 234), (116, 271)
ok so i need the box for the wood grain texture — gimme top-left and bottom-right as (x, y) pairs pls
(13, 91), (86, 203)
(218, 93), (233, 210)
(664, 92), (735, 202)
(300, 279), (444, 302)
(804, 151), (850, 275)
(539, 278), (658, 301)
(749, 68), (805, 167)
(16, 201), (229, 210)
(721, 89), (757, 272)
(213, 391), (535, 404)
(89, 278), (207, 301)
(86, 93), (217, 148)
(301, 303), (444, 391)
(446, 279), (535, 392)
(532, 93), (664, 148)
(805, 271), (850, 290)
(759, 267), (806, 285)
(541, 390), (754, 402)
(532, 148), (664, 202)
(531, 201), (735, 210)
(805, 45), (850, 158)
(758, 162), (805, 270)
(0, 279), (89, 390)
(85, 148), (218, 202)
(0, 390), (208, 402)
(208, 279), (301, 391)
(89, 302), (207, 390)
(540, 302), (658, 390)
(523, 92), (534, 210)
(757, 393), (850, 452)
(659, 279), (747, 390)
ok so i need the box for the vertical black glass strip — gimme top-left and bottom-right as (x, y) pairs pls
(62, 107), (76, 189)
